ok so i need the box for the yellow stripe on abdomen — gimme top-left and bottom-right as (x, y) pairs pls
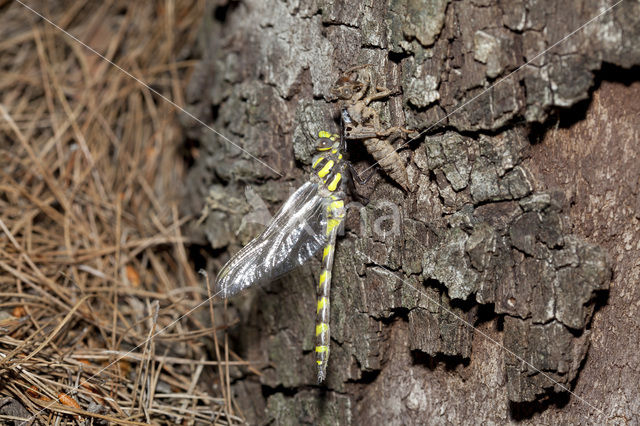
(326, 218), (341, 235)
(318, 270), (329, 288)
(317, 297), (327, 313)
(322, 245), (333, 260)
(316, 323), (329, 336)
(329, 199), (344, 210)
(315, 345), (328, 353)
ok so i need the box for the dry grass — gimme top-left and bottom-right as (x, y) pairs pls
(0, 1), (243, 424)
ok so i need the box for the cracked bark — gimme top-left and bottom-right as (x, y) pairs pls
(183, 0), (640, 423)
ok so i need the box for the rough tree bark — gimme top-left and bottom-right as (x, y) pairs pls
(182, 0), (640, 423)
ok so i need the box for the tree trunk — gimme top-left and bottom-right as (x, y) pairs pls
(183, 0), (640, 423)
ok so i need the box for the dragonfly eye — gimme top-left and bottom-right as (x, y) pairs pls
(316, 137), (333, 151)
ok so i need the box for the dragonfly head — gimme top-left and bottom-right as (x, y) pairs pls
(330, 64), (371, 101)
(316, 131), (340, 152)
(330, 76), (364, 101)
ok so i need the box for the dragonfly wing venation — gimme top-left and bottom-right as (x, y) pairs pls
(215, 182), (328, 297)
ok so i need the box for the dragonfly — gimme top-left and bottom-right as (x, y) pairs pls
(215, 130), (359, 382)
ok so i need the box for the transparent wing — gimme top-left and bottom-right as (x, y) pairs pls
(215, 182), (328, 297)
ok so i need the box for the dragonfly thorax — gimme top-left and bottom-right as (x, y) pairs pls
(311, 131), (347, 195)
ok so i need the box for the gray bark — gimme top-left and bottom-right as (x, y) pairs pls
(183, 0), (640, 423)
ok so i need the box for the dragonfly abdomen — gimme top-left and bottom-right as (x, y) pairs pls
(315, 196), (344, 383)
(362, 137), (410, 191)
